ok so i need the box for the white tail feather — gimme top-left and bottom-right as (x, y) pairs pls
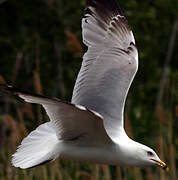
(12, 122), (60, 169)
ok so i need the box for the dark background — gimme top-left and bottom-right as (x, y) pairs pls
(0, 0), (177, 179)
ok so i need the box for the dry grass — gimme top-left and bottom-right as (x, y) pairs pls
(65, 30), (83, 57)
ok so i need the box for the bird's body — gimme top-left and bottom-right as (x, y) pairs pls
(0, 0), (168, 170)
(60, 133), (152, 167)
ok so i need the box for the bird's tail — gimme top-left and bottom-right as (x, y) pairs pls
(12, 122), (60, 169)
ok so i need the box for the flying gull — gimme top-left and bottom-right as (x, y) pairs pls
(0, 0), (168, 170)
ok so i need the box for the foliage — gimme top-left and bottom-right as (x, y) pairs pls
(0, 0), (177, 179)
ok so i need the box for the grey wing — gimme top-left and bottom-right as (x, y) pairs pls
(1, 85), (111, 144)
(72, 0), (138, 141)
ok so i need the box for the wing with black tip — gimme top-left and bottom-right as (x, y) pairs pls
(72, 0), (138, 142)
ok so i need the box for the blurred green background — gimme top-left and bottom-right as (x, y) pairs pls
(0, 0), (177, 179)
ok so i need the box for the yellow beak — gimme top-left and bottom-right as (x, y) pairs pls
(151, 159), (169, 172)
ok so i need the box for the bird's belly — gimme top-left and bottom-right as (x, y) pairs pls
(60, 143), (121, 165)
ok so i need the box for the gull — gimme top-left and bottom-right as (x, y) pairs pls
(0, 0), (168, 170)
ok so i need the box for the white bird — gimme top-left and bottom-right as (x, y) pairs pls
(0, 0), (168, 170)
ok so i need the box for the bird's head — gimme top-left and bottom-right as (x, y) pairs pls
(136, 144), (169, 171)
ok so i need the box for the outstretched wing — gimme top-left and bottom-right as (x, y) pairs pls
(72, 0), (138, 142)
(1, 84), (111, 144)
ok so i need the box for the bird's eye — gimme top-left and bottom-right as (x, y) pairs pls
(147, 151), (153, 156)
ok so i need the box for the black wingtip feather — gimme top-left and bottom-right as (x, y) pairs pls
(0, 83), (49, 100)
(86, 0), (96, 7)
(0, 84), (12, 93)
(0, 84), (76, 107)
(84, 7), (93, 16)
(85, 0), (125, 16)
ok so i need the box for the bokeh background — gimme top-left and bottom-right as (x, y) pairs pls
(0, 0), (177, 179)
